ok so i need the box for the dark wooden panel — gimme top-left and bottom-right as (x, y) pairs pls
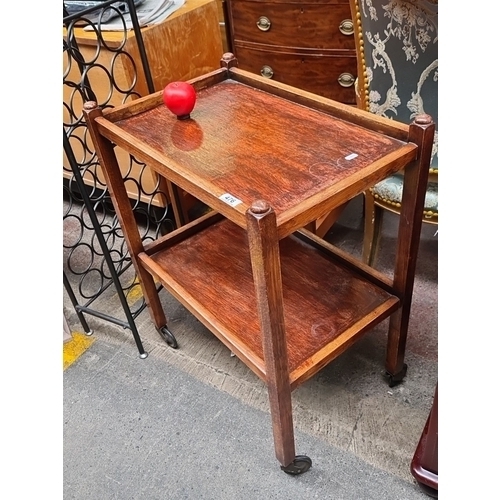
(230, 1), (354, 50)
(226, 0), (356, 104)
(233, 45), (357, 102)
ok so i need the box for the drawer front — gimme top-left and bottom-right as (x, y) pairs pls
(234, 46), (357, 102)
(229, 2), (354, 50)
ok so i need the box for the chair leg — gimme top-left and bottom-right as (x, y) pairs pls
(362, 192), (383, 266)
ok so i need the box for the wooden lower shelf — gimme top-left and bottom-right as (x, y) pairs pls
(140, 217), (399, 388)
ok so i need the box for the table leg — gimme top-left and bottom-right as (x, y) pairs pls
(246, 200), (312, 474)
(385, 115), (436, 385)
(83, 102), (176, 347)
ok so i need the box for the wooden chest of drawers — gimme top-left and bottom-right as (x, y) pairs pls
(226, 0), (357, 103)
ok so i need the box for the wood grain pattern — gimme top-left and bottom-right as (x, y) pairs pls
(230, 46), (358, 102)
(82, 103), (169, 329)
(226, 0), (357, 103)
(97, 78), (415, 236)
(84, 66), (434, 469)
(139, 218), (398, 386)
(67, 0), (224, 96)
(230, 2), (354, 50)
(386, 116), (436, 377)
(227, 67), (410, 139)
(246, 201), (296, 465)
(64, 0), (223, 208)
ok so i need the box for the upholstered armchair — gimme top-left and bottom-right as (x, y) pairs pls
(349, 0), (438, 265)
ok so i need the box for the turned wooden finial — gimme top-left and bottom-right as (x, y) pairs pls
(414, 114), (433, 125)
(222, 52), (235, 61)
(250, 200), (271, 215)
(220, 52), (238, 69)
(83, 101), (98, 111)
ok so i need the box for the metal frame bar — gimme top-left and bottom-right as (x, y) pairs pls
(63, 0), (172, 357)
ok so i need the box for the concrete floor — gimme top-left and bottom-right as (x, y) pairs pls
(63, 195), (438, 499)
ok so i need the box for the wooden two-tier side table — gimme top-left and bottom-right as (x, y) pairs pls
(83, 53), (434, 474)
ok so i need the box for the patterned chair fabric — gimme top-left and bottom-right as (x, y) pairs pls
(352, 0), (438, 202)
(349, 0), (438, 263)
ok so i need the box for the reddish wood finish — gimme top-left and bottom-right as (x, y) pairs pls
(82, 102), (168, 331)
(386, 115), (436, 377)
(95, 71), (417, 240)
(139, 217), (398, 386)
(246, 201), (295, 466)
(83, 55), (435, 470)
(411, 384), (438, 496)
(220, 47), (358, 104)
(230, 1), (354, 50)
(226, 0), (357, 102)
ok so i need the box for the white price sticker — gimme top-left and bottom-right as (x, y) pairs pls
(219, 193), (242, 207)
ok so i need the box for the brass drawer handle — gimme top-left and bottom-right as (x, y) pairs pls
(256, 16), (272, 31)
(339, 19), (354, 36)
(338, 73), (355, 87)
(260, 65), (274, 78)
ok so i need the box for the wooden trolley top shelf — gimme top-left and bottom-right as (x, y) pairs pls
(95, 68), (417, 237)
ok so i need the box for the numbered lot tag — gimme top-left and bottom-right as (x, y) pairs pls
(219, 193), (242, 207)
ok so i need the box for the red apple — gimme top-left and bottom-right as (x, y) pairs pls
(162, 81), (196, 120)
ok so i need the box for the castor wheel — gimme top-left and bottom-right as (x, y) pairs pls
(158, 326), (179, 349)
(384, 363), (408, 387)
(280, 455), (312, 475)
